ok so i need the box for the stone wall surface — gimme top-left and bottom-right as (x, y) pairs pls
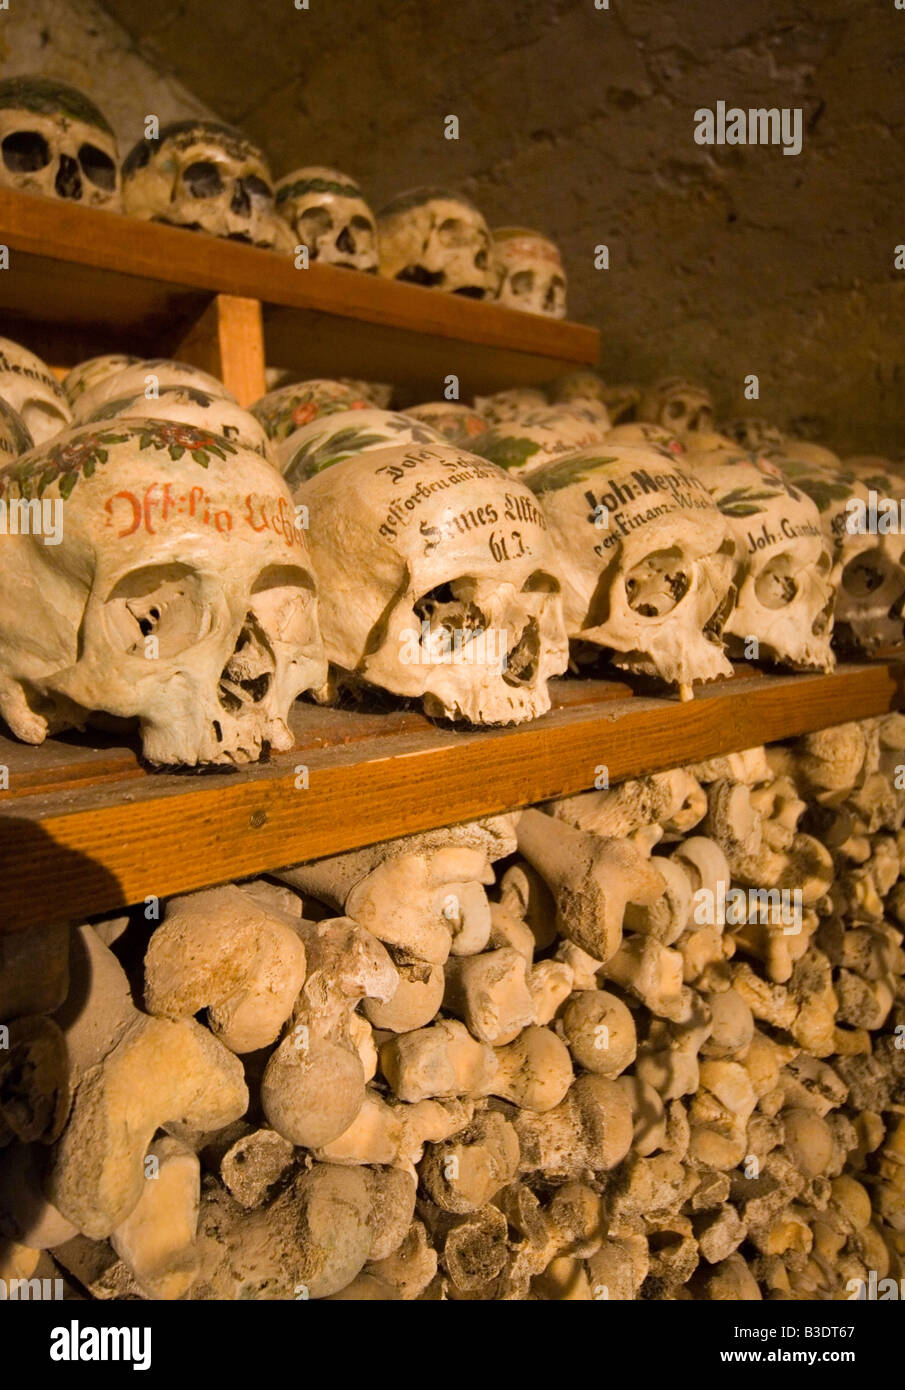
(6, 0), (903, 454)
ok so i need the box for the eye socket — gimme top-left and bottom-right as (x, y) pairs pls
(299, 206), (334, 237)
(665, 400), (686, 421)
(521, 572), (558, 593)
(509, 270), (535, 296)
(243, 175), (273, 200)
(182, 160), (224, 198)
(350, 214), (373, 232)
(842, 552), (886, 598)
(104, 564), (207, 658)
(2, 130), (50, 173)
(78, 142), (116, 191)
(437, 217), (468, 247)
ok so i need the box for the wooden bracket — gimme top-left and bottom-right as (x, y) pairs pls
(175, 293), (267, 407)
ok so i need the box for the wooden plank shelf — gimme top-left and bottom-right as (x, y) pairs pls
(0, 189), (598, 402)
(1, 661), (903, 933)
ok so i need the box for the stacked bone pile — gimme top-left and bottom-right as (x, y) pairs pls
(0, 75), (567, 317)
(2, 715), (903, 1300)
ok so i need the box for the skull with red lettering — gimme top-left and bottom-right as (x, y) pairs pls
(294, 442), (569, 723)
(0, 420), (326, 764)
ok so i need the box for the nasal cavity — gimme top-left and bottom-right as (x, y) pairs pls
(55, 154), (82, 199)
(231, 182), (252, 217)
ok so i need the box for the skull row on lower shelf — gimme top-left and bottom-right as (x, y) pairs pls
(0, 342), (900, 767)
(1, 719), (902, 1300)
(0, 75), (567, 316)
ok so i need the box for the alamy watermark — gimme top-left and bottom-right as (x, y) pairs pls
(399, 621), (509, 672)
(845, 491), (905, 534)
(694, 102), (803, 157)
(0, 496), (63, 545)
(693, 882), (803, 934)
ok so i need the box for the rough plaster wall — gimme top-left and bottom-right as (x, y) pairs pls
(38, 0), (905, 453)
(0, 0), (215, 158)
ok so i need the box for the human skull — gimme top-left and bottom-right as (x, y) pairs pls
(692, 451), (836, 671)
(275, 165), (377, 272)
(529, 444), (736, 699)
(63, 355), (142, 409)
(294, 442), (569, 724)
(276, 409), (443, 487)
(84, 387), (274, 463)
(0, 76), (120, 209)
(251, 379), (372, 442)
(0, 337), (72, 444)
(491, 227), (567, 318)
(73, 359), (236, 423)
(550, 371), (640, 425)
(607, 421), (686, 458)
(780, 457), (905, 653)
(638, 377), (715, 436)
(338, 379), (394, 408)
(377, 188), (494, 297)
(724, 417), (787, 455)
(0, 420), (326, 765)
(474, 405), (610, 476)
(122, 120), (290, 249)
(405, 402), (489, 446)
(473, 387), (549, 424)
(0, 398), (33, 465)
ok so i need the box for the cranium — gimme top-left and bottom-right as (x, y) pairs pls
(781, 457), (905, 653)
(692, 450), (836, 671)
(0, 398), (33, 465)
(473, 387), (549, 424)
(491, 226), (567, 318)
(0, 420), (326, 765)
(474, 405), (610, 476)
(0, 336), (72, 444)
(294, 442), (569, 724)
(377, 187), (494, 297)
(251, 379), (371, 442)
(638, 377), (715, 435)
(0, 75), (120, 209)
(275, 165), (377, 272)
(122, 120), (290, 250)
(73, 359), (236, 423)
(724, 417), (787, 455)
(607, 421), (686, 458)
(84, 387), (274, 463)
(550, 371), (640, 425)
(529, 443), (737, 699)
(405, 402), (489, 446)
(63, 355), (142, 409)
(276, 409), (443, 487)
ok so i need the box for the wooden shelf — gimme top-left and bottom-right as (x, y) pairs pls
(0, 189), (598, 402)
(1, 662), (903, 933)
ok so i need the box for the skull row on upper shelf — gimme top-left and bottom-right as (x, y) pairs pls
(0, 76), (567, 317)
(0, 343), (901, 770)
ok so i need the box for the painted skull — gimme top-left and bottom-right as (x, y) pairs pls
(0, 421), (327, 765)
(275, 165), (377, 272)
(377, 188), (494, 297)
(780, 457), (905, 653)
(491, 226), (567, 318)
(639, 377), (715, 436)
(63, 355), (142, 409)
(692, 450), (836, 671)
(294, 442), (569, 724)
(73, 359), (236, 423)
(84, 387), (274, 463)
(607, 421), (686, 458)
(474, 405), (610, 476)
(473, 387), (549, 424)
(405, 402), (489, 446)
(724, 417), (787, 455)
(0, 397), (33, 465)
(529, 443), (737, 698)
(251, 379), (371, 442)
(0, 76), (120, 209)
(0, 336), (72, 444)
(122, 120), (290, 249)
(276, 409), (443, 487)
